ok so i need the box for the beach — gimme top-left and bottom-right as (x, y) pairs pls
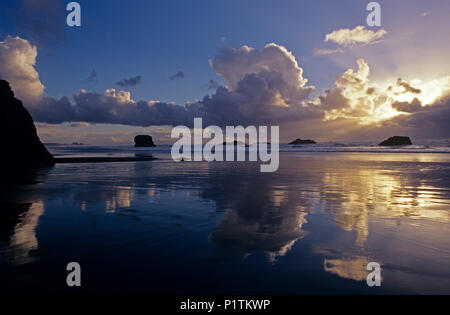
(1, 145), (449, 294)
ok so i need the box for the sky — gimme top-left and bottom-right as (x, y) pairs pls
(1, 0), (450, 144)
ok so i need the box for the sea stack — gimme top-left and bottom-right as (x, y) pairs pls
(222, 140), (249, 147)
(134, 135), (156, 147)
(289, 138), (316, 145)
(0, 80), (55, 172)
(378, 136), (412, 146)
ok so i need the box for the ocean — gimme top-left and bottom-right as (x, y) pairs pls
(1, 143), (450, 294)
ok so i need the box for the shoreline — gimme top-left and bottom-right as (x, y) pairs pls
(54, 156), (157, 164)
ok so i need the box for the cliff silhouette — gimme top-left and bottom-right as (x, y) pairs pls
(0, 80), (54, 174)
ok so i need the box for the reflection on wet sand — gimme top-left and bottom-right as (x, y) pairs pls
(9, 202), (44, 265)
(211, 208), (307, 262)
(105, 188), (134, 213)
(48, 155), (449, 271)
(201, 155), (450, 285)
(0, 202), (44, 265)
(324, 256), (372, 281)
(320, 165), (450, 247)
(1, 153), (449, 293)
(198, 164), (311, 261)
(313, 156), (450, 283)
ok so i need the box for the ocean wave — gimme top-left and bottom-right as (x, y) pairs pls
(47, 142), (450, 156)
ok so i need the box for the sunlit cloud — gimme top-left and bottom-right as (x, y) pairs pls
(313, 48), (344, 56)
(69, 122), (91, 128)
(0, 36), (45, 104)
(3, 33), (450, 141)
(317, 59), (450, 125)
(324, 26), (387, 47)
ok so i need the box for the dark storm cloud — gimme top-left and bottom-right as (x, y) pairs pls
(387, 96), (450, 138)
(204, 79), (219, 90)
(13, 0), (67, 45)
(29, 43), (321, 127)
(397, 79), (422, 94)
(22, 39), (450, 139)
(116, 75), (142, 87)
(82, 70), (98, 84)
(170, 71), (185, 81)
(30, 90), (193, 126)
(391, 98), (423, 113)
(193, 73), (320, 126)
(29, 82), (321, 128)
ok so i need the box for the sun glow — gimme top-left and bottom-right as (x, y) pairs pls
(320, 58), (450, 126)
(326, 75), (450, 125)
(390, 76), (450, 105)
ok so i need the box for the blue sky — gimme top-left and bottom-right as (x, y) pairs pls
(1, 0), (450, 144)
(0, 0), (384, 103)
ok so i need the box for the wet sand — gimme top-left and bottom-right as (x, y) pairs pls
(55, 156), (157, 163)
(1, 151), (449, 295)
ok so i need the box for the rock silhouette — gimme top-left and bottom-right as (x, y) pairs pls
(289, 138), (316, 145)
(378, 136), (412, 146)
(222, 140), (249, 147)
(0, 80), (54, 174)
(134, 135), (156, 147)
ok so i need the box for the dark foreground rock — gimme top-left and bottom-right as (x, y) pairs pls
(289, 138), (316, 145)
(378, 136), (412, 146)
(134, 135), (156, 147)
(0, 80), (54, 173)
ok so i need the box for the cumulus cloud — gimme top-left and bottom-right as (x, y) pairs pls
(116, 75), (142, 87)
(0, 36), (45, 104)
(23, 42), (319, 127)
(5, 34), (450, 140)
(318, 59), (408, 123)
(316, 58), (450, 138)
(211, 43), (312, 95)
(318, 59), (386, 123)
(31, 89), (193, 126)
(324, 26), (387, 47)
(191, 43), (318, 125)
(170, 71), (184, 80)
